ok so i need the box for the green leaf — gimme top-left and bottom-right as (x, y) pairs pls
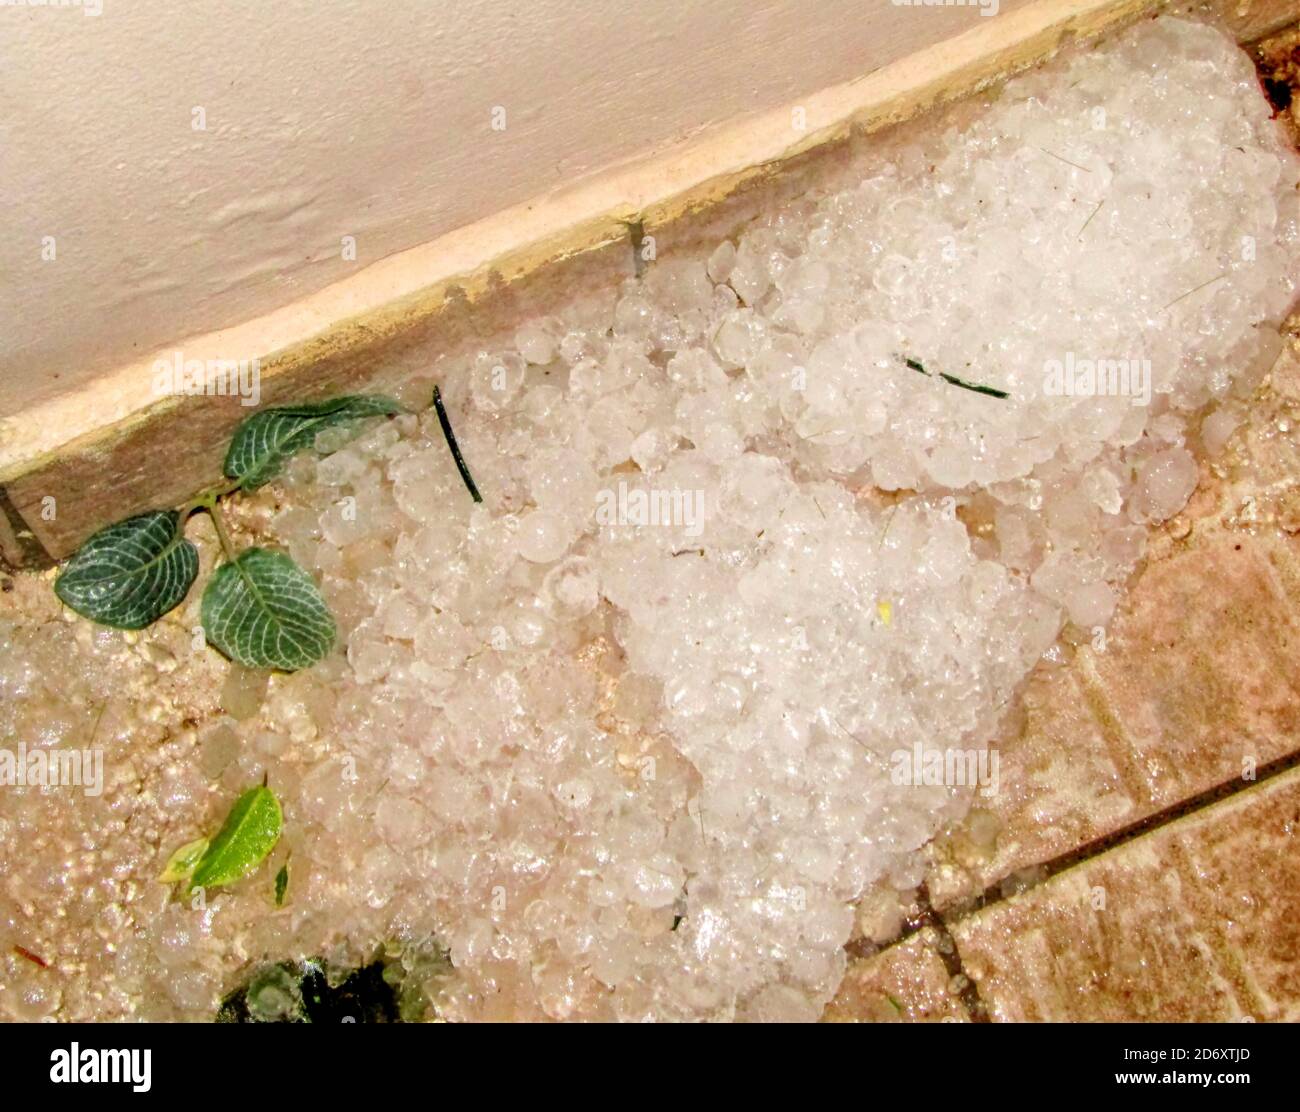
(190, 786), (283, 890)
(224, 395), (405, 490)
(201, 548), (336, 671)
(158, 837), (210, 883)
(274, 861), (289, 906)
(54, 510), (199, 629)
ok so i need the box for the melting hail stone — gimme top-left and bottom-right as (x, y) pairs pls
(4, 16), (1293, 1023)
(269, 16), (1300, 1021)
(594, 480), (707, 537)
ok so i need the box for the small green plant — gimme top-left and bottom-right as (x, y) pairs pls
(159, 783), (282, 892)
(54, 395), (405, 672)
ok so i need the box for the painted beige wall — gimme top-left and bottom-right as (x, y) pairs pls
(0, 0), (1021, 425)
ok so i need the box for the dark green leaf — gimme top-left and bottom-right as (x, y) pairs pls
(201, 548), (335, 671)
(274, 862), (289, 906)
(224, 395), (405, 490)
(190, 785), (282, 890)
(54, 510), (198, 629)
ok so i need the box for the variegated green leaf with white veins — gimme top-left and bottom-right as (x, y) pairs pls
(54, 510), (198, 629)
(201, 548), (335, 672)
(224, 395), (405, 490)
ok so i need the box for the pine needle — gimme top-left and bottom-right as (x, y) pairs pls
(899, 355), (1008, 400)
(433, 387), (483, 503)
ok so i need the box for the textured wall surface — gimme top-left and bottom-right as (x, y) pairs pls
(0, 0), (1015, 419)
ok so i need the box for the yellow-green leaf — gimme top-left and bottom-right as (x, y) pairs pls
(190, 786), (282, 890)
(158, 837), (210, 883)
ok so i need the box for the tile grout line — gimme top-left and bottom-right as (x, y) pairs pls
(915, 882), (989, 1022)
(846, 747), (1300, 986)
(926, 533), (1300, 1019)
(943, 739), (1300, 921)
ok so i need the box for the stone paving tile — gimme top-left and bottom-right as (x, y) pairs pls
(824, 932), (967, 1023)
(1078, 532), (1300, 809)
(926, 529), (1300, 910)
(949, 767), (1300, 1022)
(1174, 770), (1300, 1019)
(926, 340), (1300, 916)
(922, 325), (1300, 914)
(924, 665), (1140, 910)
